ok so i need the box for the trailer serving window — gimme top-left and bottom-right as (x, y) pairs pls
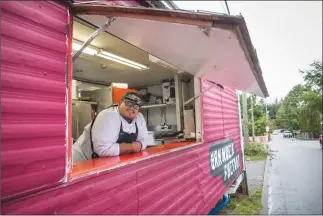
(66, 5), (269, 180)
(67, 17), (203, 180)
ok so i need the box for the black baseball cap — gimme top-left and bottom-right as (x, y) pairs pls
(122, 92), (143, 107)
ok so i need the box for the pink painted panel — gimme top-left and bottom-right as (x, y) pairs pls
(1, 2), (243, 214)
(2, 146), (206, 215)
(2, 165), (139, 215)
(0, 1), (68, 200)
(74, 0), (143, 7)
(2, 142), (242, 215)
(136, 148), (204, 215)
(201, 80), (224, 143)
(200, 79), (243, 213)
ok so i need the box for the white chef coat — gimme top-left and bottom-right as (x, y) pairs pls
(72, 106), (149, 162)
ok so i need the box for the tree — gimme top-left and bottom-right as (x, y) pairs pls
(267, 100), (281, 120)
(275, 84), (308, 131)
(275, 60), (322, 135)
(240, 94), (267, 136)
(300, 60), (323, 94)
(276, 103), (288, 129)
(299, 60), (322, 135)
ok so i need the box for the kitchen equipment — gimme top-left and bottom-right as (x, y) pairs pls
(81, 85), (136, 113)
(148, 124), (177, 133)
(72, 79), (79, 100)
(147, 132), (165, 146)
(162, 81), (175, 104)
(72, 101), (95, 140)
(184, 109), (195, 139)
(147, 131), (155, 146)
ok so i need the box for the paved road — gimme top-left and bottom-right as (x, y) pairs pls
(266, 134), (322, 215)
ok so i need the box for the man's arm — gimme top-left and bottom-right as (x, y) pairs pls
(136, 113), (150, 150)
(119, 143), (138, 154)
(92, 111), (136, 156)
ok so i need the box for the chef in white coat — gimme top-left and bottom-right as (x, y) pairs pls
(73, 92), (150, 162)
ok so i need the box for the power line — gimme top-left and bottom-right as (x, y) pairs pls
(220, 1), (227, 14)
(224, 0), (231, 14)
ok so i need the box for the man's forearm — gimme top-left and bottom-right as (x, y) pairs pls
(119, 143), (135, 155)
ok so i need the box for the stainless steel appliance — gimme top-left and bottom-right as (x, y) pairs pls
(72, 100), (96, 141)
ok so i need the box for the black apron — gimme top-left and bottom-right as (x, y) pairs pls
(90, 105), (138, 159)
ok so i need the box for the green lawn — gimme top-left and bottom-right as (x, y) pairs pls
(245, 142), (268, 161)
(218, 142), (267, 215)
(219, 187), (263, 215)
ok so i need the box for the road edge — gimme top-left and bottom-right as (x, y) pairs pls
(260, 141), (271, 215)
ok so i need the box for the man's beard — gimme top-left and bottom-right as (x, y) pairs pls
(120, 112), (134, 123)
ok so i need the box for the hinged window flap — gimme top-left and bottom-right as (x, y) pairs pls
(73, 5), (268, 97)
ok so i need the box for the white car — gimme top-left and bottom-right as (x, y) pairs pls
(273, 130), (279, 135)
(283, 131), (293, 138)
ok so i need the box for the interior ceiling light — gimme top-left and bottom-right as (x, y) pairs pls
(72, 39), (148, 71)
(72, 42), (98, 55)
(149, 54), (183, 73)
(97, 54), (142, 70)
(99, 50), (149, 70)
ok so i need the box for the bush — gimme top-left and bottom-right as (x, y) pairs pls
(245, 142), (268, 161)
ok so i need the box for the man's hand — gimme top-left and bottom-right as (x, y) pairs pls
(119, 142), (142, 155)
(132, 141), (142, 153)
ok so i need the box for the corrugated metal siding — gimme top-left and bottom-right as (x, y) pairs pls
(2, 141), (240, 215)
(201, 80), (224, 143)
(2, 165), (139, 214)
(2, 147), (206, 215)
(200, 79), (243, 212)
(2, 79), (243, 214)
(74, 0), (143, 7)
(1, 1), (243, 213)
(136, 149), (204, 215)
(1, 1), (68, 199)
(221, 87), (244, 185)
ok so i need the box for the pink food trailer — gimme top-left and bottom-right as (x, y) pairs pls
(1, 0), (268, 214)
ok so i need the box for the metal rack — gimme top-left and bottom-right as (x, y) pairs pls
(141, 103), (176, 109)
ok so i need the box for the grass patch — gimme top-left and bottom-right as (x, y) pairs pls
(245, 142), (268, 161)
(219, 187), (263, 215)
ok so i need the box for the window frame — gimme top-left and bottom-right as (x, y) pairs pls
(65, 11), (204, 181)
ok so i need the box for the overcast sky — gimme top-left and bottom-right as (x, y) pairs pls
(173, 1), (322, 103)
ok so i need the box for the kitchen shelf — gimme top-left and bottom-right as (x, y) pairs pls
(141, 103), (176, 109)
(72, 99), (97, 105)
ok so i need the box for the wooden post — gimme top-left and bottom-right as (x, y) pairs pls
(250, 95), (255, 142)
(240, 92), (249, 195)
(242, 93), (249, 148)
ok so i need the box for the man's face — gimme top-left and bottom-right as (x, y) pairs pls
(119, 100), (140, 120)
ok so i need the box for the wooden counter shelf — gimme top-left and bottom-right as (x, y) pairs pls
(71, 141), (200, 179)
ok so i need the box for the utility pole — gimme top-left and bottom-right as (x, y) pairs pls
(250, 95), (255, 142)
(265, 104), (269, 132)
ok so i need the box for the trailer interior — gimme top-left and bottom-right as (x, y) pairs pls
(71, 18), (202, 177)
